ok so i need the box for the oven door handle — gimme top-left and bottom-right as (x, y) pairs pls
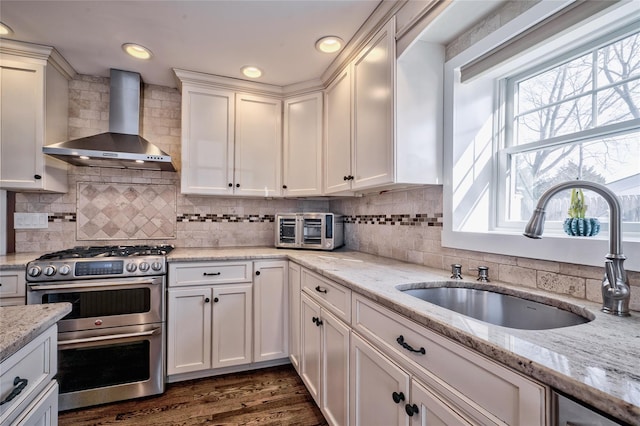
(58, 328), (161, 346)
(29, 278), (162, 291)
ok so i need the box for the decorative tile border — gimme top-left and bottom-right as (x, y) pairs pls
(177, 213), (275, 223)
(344, 213), (443, 227)
(48, 213), (77, 223)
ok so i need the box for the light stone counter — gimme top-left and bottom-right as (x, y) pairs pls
(0, 252), (44, 271)
(168, 247), (640, 424)
(0, 303), (71, 363)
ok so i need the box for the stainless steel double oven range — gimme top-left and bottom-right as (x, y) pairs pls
(26, 244), (174, 411)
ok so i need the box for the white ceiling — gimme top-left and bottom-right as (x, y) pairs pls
(0, 0), (383, 88)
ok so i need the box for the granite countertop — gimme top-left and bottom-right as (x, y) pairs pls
(168, 247), (640, 424)
(0, 252), (44, 270)
(0, 303), (71, 363)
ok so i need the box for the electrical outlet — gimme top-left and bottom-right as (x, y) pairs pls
(14, 213), (49, 229)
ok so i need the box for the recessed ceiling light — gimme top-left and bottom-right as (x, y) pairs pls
(241, 66), (263, 79)
(315, 36), (344, 54)
(122, 43), (153, 60)
(0, 22), (14, 36)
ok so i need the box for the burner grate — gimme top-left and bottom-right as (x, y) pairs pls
(37, 244), (174, 260)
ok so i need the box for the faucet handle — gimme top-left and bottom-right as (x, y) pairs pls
(451, 264), (463, 279)
(475, 266), (490, 282)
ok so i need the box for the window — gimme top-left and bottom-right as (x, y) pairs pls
(499, 28), (640, 234)
(443, 1), (640, 270)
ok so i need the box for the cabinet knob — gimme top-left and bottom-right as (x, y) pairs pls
(204, 297), (210, 303)
(255, 271), (261, 276)
(312, 316), (323, 326)
(236, 183), (240, 188)
(392, 391), (405, 404)
(343, 176), (348, 181)
(214, 297), (219, 303)
(282, 185), (287, 189)
(405, 404), (419, 417)
(228, 183), (233, 187)
(34, 174), (42, 180)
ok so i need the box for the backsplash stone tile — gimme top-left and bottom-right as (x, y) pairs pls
(77, 183), (177, 240)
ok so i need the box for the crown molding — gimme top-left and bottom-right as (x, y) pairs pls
(0, 38), (76, 80)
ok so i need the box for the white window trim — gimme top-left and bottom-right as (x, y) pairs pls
(442, 0), (640, 271)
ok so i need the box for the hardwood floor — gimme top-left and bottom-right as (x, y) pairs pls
(58, 365), (328, 426)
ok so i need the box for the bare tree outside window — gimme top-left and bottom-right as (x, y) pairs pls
(505, 31), (640, 225)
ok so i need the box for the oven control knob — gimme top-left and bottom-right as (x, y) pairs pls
(151, 262), (162, 271)
(59, 265), (71, 275)
(126, 263), (138, 272)
(139, 262), (150, 272)
(44, 265), (57, 276)
(28, 266), (42, 277)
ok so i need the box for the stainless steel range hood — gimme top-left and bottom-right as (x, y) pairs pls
(43, 69), (176, 172)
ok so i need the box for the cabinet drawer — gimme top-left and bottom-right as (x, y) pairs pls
(352, 295), (546, 425)
(0, 326), (57, 426)
(169, 262), (252, 287)
(0, 271), (26, 299)
(301, 268), (351, 323)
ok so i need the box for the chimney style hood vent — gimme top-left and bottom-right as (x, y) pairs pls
(43, 69), (176, 172)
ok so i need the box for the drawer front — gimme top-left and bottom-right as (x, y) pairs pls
(301, 268), (351, 323)
(0, 326), (57, 426)
(169, 262), (252, 287)
(352, 295), (546, 426)
(0, 272), (25, 298)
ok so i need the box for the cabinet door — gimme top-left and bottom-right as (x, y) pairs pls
(321, 309), (350, 426)
(300, 293), (322, 404)
(410, 379), (473, 426)
(254, 260), (288, 362)
(283, 93), (323, 196)
(350, 333), (410, 426)
(235, 94), (282, 197)
(212, 283), (253, 368)
(324, 66), (353, 194)
(13, 380), (58, 426)
(288, 262), (302, 372)
(352, 18), (395, 190)
(0, 62), (67, 193)
(167, 287), (212, 375)
(180, 85), (235, 195)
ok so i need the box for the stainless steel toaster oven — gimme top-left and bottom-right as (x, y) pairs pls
(275, 213), (344, 250)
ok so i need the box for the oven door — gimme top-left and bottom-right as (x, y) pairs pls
(57, 323), (164, 411)
(27, 276), (164, 332)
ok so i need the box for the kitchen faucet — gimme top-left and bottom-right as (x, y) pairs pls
(523, 180), (630, 316)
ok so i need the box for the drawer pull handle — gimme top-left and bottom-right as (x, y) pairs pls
(203, 272), (221, 276)
(315, 285), (327, 294)
(312, 316), (323, 326)
(405, 403), (419, 417)
(0, 377), (28, 406)
(396, 335), (426, 355)
(392, 391), (405, 404)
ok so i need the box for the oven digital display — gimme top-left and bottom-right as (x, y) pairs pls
(75, 260), (124, 276)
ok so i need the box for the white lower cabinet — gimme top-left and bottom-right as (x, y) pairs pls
(350, 333), (472, 426)
(301, 293), (350, 426)
(253, 260), (288, 362)
(288, 262), (302, 372)
(0, 326), (58, 426)
(0, 270), (26, 307)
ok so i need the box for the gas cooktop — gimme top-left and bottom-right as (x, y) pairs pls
(36, 244), (175, 260)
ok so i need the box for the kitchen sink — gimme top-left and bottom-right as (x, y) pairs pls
(399, 284), (592, 330)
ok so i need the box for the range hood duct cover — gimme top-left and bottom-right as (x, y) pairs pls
(43, 69), (176, 172)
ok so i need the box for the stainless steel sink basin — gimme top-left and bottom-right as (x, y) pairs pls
(400, 285), (592, 330)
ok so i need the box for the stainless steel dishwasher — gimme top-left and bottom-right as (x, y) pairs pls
(553, 390), (629, 425)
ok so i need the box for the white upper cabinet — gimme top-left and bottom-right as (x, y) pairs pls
(176, 70), (283, 197)
(0, 40), (73, 193)
(234, 94), (282, 197)
(180, 86), (235, 195)
(282, 92), (323, 197)
(325, 16), (443, 195)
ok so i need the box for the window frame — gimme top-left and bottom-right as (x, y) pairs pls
(442, 0), (640, 271)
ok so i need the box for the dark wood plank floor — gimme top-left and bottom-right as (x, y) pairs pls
(58, 365), (328, 426)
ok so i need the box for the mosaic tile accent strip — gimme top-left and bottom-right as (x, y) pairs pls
(77, 183), (177, 240)
(344, 213), (443, 227)
(48, 213), (77, 223)
(177, 213), (275, 223)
